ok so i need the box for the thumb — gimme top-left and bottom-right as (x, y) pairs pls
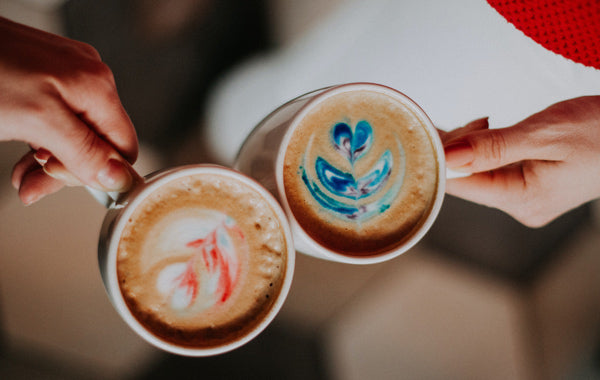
(444, 122), (553, 173)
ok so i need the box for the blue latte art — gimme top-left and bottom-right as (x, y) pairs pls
(300, 120), (405, 222)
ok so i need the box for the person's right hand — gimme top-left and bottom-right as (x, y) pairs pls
(443, 96), (600, 227)
(0, 16), (139, 205)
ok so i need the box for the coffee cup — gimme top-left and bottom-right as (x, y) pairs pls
(94, 165), (295, 356)
(235, 82), (451, 264)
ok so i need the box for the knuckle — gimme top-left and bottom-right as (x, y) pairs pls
(83, 61), (117, 95)
(75, 41), (102, 60)
(496, 164), (550, 227)
(530, 123), (573, 158)
(58, 38), (102, 63)
(62, 60), (118, 107)
(37, 60), (116, 101)
(75, 59), (113, 85)
(87, 60), (113, 79)
(507, 190), (552, 228)
(481, 131), (508, 165)
(506, 201), (542, 227)
(69, 128), (107, 178)
(513, 209), (553, 228)
(75, 128), (102, 159)
(19, 90), (63, 130)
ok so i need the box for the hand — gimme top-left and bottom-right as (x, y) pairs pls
(442, 96), (600, 227)
(0, 17), (139, 205)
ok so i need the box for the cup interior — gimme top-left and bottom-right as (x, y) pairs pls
(101, 165), (295, 356)
(274, 83), (446, 264)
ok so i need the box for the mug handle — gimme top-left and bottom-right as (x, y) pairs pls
(446, 168), (470, 179)
(84, 159), (147, 208)
(85, 165), (145, 209)
(86, 187), (122, 208)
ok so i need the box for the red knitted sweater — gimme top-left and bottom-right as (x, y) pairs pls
(487, 0), (600, 70)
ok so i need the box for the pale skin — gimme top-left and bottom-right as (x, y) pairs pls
(442, 96), (600, 227)
(0, 16), (140, 205)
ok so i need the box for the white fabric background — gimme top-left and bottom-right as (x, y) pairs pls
(204, 0), (600, 165)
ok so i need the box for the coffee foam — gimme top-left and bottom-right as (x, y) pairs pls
(117, 173), (288, 348)
(283, 89), (438, 256)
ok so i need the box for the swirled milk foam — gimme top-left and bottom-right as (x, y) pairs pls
(283, 89), (439, 256)
(117, 172), (288, 348)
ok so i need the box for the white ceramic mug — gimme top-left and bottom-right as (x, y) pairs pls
(235, 82), (453, 265)
(94, 165), (295, 356)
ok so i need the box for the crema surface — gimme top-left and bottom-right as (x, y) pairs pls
(283, 90), (438, 256)
(117, 173), (288, 348)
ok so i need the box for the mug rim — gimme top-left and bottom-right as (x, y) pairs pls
(274, 82), (446, 264)
(101, 164), (295, 356)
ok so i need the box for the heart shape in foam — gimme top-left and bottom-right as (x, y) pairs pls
(331, 120), (373, 163)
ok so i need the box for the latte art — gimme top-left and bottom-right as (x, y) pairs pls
(152, 213), (247, 314)
(117, 171), (289, 349)
(283, 89), (439, 256)
(300, 120), (406, 222)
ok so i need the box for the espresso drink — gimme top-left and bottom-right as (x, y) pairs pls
(283, 89), (439, 256)
(117, 172), (288, 348)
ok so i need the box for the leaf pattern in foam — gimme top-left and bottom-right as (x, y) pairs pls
(315, 150), (392, 200)
(300, 119), (406, 222)
(155, 221), (244, 312)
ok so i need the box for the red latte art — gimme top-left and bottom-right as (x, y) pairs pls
(154, 217), (249, 314)
(163, 221), (246, 310)
(117, 172), (288, 349)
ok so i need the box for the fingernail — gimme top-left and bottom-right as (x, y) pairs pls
(97, 159), (133, 192)
(22, 194), (39, 206)
(444, 140), (474, 170)
(33, 148), (52, 166)
(18, 186), (43, 206)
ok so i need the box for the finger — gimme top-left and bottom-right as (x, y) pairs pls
(443, 121), (556, 173)
(12, 150), (80, 205)
(56, 61), (139, 163)
(18, 166), (65, 205)
(11, 150), (38, 189)
(22, 100), (137, 192)
(437, 129), (448, 141)
(33, 147), (52, 165)
(445, 165), (527, 209)
(43, 156), (83, 186)
(441, 117), (489, 144)
(28, 142), (42, 151)
(445, 163), (566, 227)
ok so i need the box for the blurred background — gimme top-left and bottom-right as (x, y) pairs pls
(1, 0), (599, 379)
